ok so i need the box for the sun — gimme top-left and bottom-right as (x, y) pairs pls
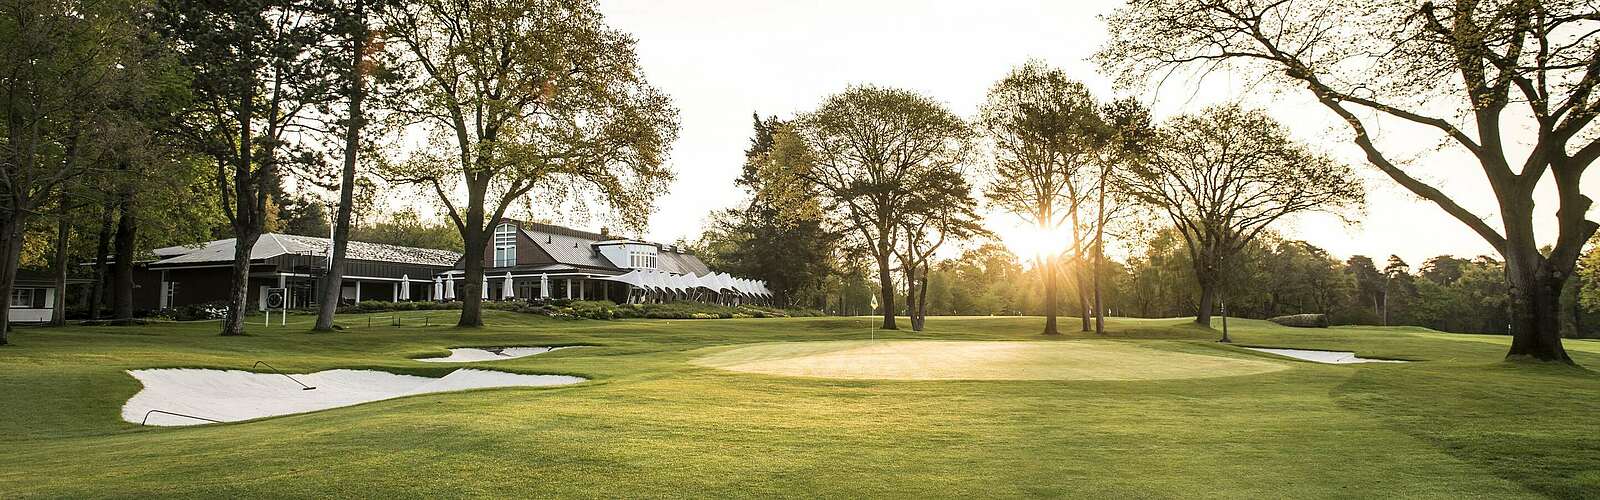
(997, 224), (1069, 264)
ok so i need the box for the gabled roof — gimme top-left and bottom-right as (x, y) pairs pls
(516, 221), (712, 275)
(521, 226), (617, 270)
(150, 233), (461, 268)
(656, 249), (710, 276)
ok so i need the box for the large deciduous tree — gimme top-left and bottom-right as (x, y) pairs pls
(1100, 0), (1600, 361)
(383, 0), (677, 327)
(795, 85), (972, 330)
(977, 61), (1103, 335)
(0, 0), (149, 343)
(161, 0), (338, 336)
(896, 166), (985, 331)
(1122, 105), (1363, 326)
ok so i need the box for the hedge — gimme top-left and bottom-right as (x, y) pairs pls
(1267, 313), (1330, 328)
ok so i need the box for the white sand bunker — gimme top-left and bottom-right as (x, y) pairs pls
(693, 340), (1287, 381)
(415, 346), (579, 363)
(124, 368), (584, 426)
(1243, 347), (1408, 364)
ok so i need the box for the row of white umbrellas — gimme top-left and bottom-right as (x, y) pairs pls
(430, 272), (546, 300)
(420, 270), (769, 300)
(597, 269), (771, 297)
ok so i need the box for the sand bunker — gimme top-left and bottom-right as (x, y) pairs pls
(124, 368), (585, 426)
(1242, 347), (1408, 364)
(693, 340), (1287, 381)
(415, 346), (578, 363)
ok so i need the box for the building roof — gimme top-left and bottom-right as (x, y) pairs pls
(517, 222), (710, 275)
(150, 233), (462, 268)
(14, 270), (93, 286)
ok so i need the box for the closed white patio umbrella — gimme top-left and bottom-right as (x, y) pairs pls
(443, 275), (456, 300)
(502, 272), (516, 300)
(432, 276), (443, 301)
(400, 275), (411, 300)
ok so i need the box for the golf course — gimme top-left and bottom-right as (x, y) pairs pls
(3, 312), (1599, 498)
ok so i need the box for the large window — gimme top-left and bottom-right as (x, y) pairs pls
(10, 288), (35, 308)
(629, 249), (656, 269)
(493, 223), (517, 267)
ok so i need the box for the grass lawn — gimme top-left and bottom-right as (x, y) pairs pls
(2, 311), (1599, 498)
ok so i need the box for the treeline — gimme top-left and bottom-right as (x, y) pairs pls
(914, 232), (1598, 338)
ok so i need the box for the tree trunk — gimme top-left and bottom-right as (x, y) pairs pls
(875, 244), (896, 330)
(1071, 205), (1090, 332)
(315, 4), (369, 332)
(50, 199), (70, 326)
(220, 228), (261, 336)
(914, 261), (930, 331)
(1196, 282), (1216, 327)
(457, 187), (487, 327)
(1504, 256), (1572, 362)
(1093, 169), (1107, 334)
(1195, 260), (1217, 327)
(111, 190), (136, 322)
(1093, 248), (1104, 334)
(1077, 269), (1092, 332)
(0, 212), (27, 345)
(1042, 255), (1058, 335)
(88, 202), (112, 319)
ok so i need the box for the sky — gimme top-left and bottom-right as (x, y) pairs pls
(548, 0), (1595, 266)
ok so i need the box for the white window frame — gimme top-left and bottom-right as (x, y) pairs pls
(493, 223), (517, 267)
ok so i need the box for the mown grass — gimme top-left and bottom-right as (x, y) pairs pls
(1, 311), (1598, 498)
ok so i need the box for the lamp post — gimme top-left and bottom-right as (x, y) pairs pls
(1218, 301), (1231, 343)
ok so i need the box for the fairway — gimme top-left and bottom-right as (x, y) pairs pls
(4, 312), (1600, 498)
(693, 339), (1288, 380)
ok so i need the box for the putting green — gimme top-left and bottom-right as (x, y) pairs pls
(692, 340), (1289, 381)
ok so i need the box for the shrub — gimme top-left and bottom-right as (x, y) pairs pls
(1268, 313), (1330, 328)
(148, 301), (231, 321)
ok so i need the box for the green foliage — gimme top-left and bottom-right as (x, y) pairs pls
(378, 0), (679, 326)
(1121, 104), (1364, 321)
(793, 85), (973, 326)
(694, 116), (840, 308)
(349, 209), (463, 251)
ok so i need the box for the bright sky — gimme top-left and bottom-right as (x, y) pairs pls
(575, 0), (1596, 266)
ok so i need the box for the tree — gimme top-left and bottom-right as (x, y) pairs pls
(316, 0), (384, 332)
(1346, 255), (1385, 322)
(1121, 105), (1363, 327)
(348, 209), (462, 251)
(696, 115), (840, 308)
(1384, 255), (1418, 325)
(795, 85), (972, 330)
(1100, 0), (1600, 361)
(896, 166), (985, 331)
(382, 0), (678, 326)
(1088, 97), (1154, 333)
(977, 61), (1103, 334)
(1420, 256), (1469, 286)
(161, 0), (339, 335)
(0, 0), (152, 342)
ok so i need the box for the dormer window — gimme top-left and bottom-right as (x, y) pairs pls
(493, 223), (516, 267)
(629, 248), (656, 269)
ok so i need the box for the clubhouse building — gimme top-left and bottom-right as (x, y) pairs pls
(131, 220), (769, 314)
